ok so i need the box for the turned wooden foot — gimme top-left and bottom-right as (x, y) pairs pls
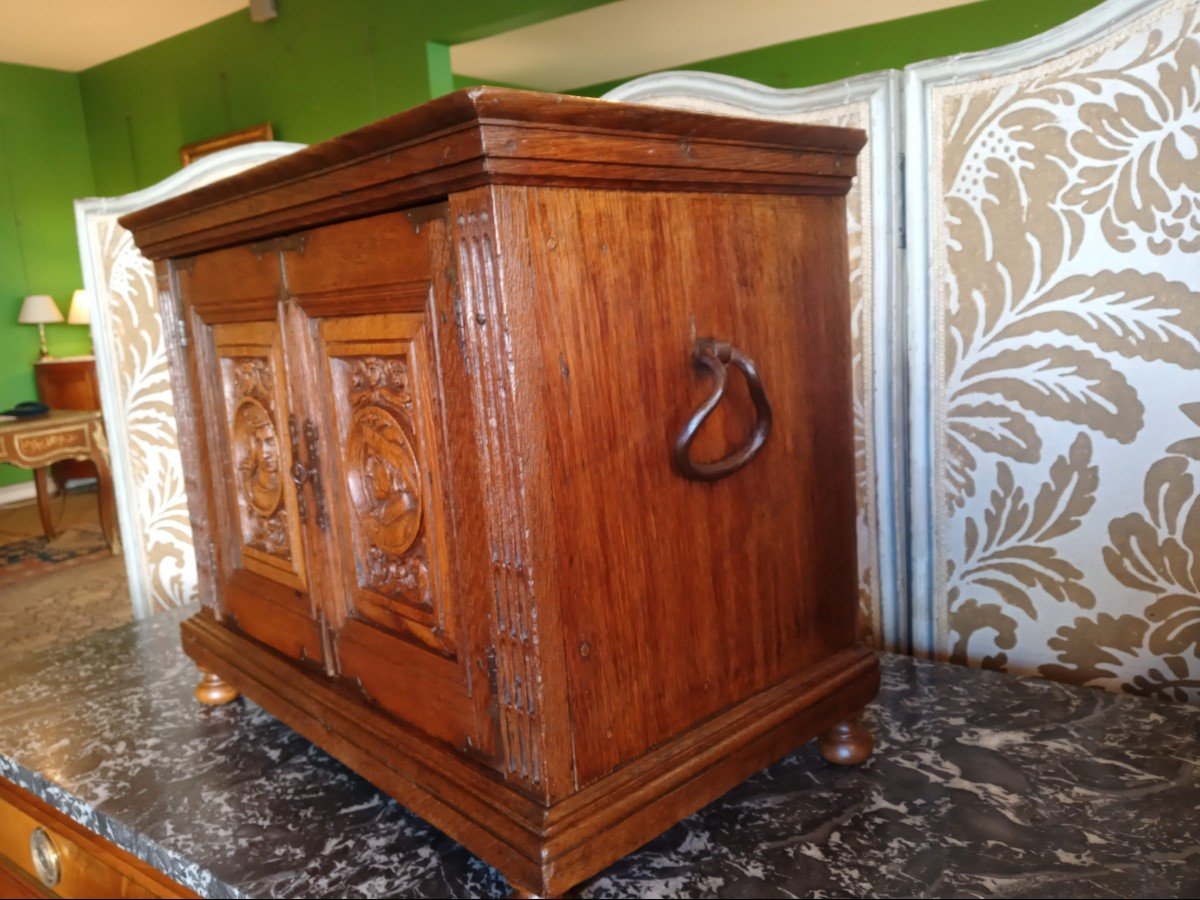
(818, 714), (873, 766)
(195, 669), (240, 706)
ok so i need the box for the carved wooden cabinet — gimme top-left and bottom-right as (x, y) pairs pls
(122, 88), (877, 897)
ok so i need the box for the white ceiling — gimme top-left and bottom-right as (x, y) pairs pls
(0, 0), (244, 72)
(452, 0), (980, 91)
(0, 0), (979, 80)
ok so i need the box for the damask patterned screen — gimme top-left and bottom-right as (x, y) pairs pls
(909, 0), (1200, 702)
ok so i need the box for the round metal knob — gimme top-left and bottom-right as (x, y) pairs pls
(29, 827), (61, 888)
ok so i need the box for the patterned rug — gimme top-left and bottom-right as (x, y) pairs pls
(0, 526), (112, 590)
(0, 553), (132, 659)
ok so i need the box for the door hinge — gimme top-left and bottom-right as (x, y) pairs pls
(898, 151), (907, 251)
(176, 317), (189, 348)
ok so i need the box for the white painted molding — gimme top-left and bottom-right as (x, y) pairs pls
(902, 0), (1173, 656)
(74, 141), (305, 618)
(0, 481), (37, 508)
(605, 70), (909, 652)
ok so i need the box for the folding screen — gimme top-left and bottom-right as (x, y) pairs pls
(75, 142), (304, 617)
(907, 0), (1200, 701)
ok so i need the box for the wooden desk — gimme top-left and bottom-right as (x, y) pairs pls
(33, 356), (101, 493)
(0, 411), (117, 551)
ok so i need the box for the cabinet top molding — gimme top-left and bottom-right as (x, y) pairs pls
(121, 87), (865, 260)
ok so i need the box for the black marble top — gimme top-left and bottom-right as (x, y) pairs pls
(1, 604), (1198, 899)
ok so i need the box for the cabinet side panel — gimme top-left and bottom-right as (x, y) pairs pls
(501, 186), (859, 786)
(174, 247), (325, 664)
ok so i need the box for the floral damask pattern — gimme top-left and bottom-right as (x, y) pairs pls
(1046, 404), (1200, 702)
(932, 0), (1200, 702)
(91, 215), (199, 611)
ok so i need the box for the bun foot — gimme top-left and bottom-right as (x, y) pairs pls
(818, 714), (873, 766)
(195, 668), (240, 706)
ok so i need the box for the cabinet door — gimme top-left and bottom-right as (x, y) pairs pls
(174, 245), (325, 665)
(282, 210), (493, 753)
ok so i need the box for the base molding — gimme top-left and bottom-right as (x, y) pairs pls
(181, 610), (878, 896)
(0, 481), (36, 507)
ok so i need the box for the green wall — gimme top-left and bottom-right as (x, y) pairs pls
(578, 0), (1105, 95)
(76, 0), (1108, 197)
(78, 0), (613, 197)
(0, 63), (95, 487)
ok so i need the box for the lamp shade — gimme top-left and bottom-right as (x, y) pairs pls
(68, 289), (91, 325)
(17, 294), (64, 325)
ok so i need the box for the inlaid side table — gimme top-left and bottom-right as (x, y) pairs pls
(0, 410), (117, 552)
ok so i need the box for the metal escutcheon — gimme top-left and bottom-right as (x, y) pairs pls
(30, 827), (61, 888)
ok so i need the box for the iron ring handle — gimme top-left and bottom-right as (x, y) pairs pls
(672, 338), (772, 482)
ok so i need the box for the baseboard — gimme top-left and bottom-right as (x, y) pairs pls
(0, 482), (36, 507)
(0, 477), (97, 508)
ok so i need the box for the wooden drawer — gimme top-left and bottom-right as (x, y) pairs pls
(0, 779), (192, 899)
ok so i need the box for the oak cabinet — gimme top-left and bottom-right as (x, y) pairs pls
(122, 88), (878, 897)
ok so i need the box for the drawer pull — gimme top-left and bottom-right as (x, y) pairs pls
(29, 827), (60, 888)
(672, 338), (772, 482)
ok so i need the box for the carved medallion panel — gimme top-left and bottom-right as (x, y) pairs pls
(315, 311), (455, 654)
(341, 354), (432, 610)
(223, 357), (291, 560)
(210, 319), (307, 593)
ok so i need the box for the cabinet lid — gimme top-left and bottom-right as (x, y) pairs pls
(120, 87), (865, 260)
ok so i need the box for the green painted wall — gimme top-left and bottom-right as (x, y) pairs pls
(77, 0), (1109, 198)
(78, 0), (614, 197)
(577, 0), (1105, 95)
(0, 63), (95, 487)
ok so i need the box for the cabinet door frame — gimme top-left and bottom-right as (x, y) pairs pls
(277, 207), (501, 758)
(172, 246), (328, 667)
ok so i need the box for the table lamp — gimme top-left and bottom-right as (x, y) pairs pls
(18, 294), (64, 359)
(68, 289), (91, 326)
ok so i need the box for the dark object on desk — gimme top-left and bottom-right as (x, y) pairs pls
(0, 402), (49, 418)
(34, 356), (100, 493)
(121, 87), (873, 898)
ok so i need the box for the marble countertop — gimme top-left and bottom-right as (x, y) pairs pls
(1, 604), (1198, 899)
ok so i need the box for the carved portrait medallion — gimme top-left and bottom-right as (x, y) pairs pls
(232, 396), (283, 518)
(346, 406), (423, 555)
(223, 356), (290, 561)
